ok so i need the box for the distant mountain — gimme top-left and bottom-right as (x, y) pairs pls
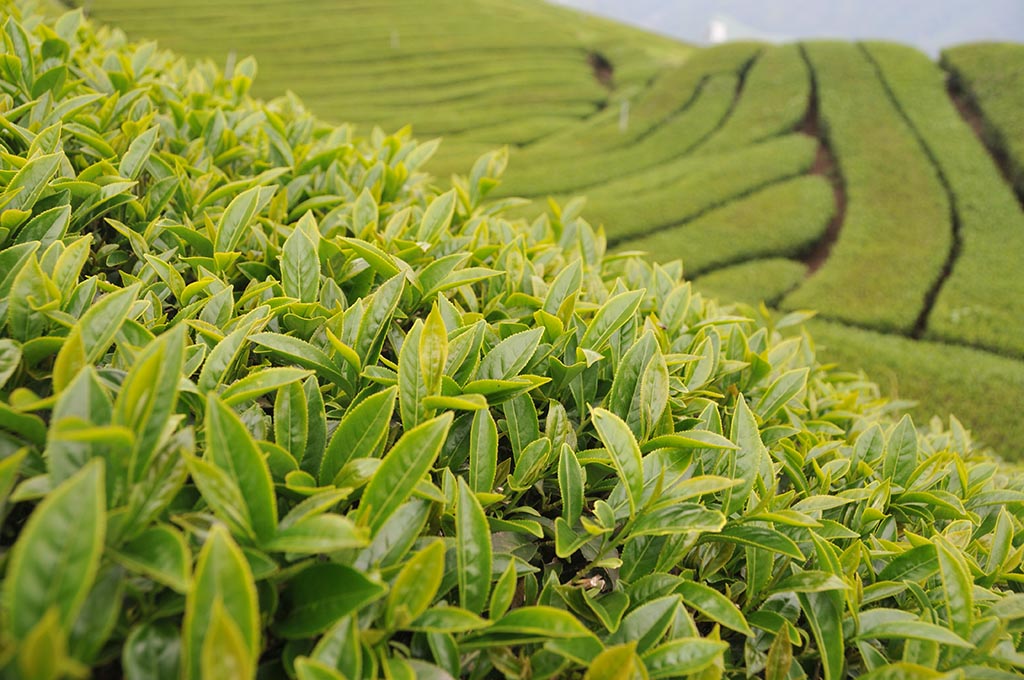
(551, 0), (1024, 55)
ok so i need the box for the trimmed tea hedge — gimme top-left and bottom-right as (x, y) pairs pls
(781, 42), (951, 334)
(865, 42), (1024, 358)
(497, 74), (737, 197)
(941, 42), (1024, 197)
(697, 44), (811, 155)
(1, 8), (1024, 680)
(622, 176), (834, 275)
(693, 258), (808, 307)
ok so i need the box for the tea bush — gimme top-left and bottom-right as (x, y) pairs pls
(942, 43), (1024, 197)
(1, 7), (1024, 680)
(624, 176), (834, 276)
(781, 42), (951, 335)
(865, 42), (1024, 358)
(85, 0), (1024, 458)
(696, 44), (811, 155)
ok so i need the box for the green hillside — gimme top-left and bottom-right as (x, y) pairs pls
(79, 0), (1024, 455)
(4, 4), (1024, 678)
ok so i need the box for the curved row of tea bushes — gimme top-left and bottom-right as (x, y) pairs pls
(941, 42), (1024, 197)
(781, 42), (951, 335)
(865, 42), (1024, 358)
(587, 134), (818, 240)
(693, 257), (808, 306)
(624, 175), (834, 276)
(497, 74), (738, 197)
(527, 41), (761, 158)
(697, 43), (811, 155)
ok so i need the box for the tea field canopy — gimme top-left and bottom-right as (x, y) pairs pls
(4, 5), (1024, 678)
(79, 0), (1024, 457)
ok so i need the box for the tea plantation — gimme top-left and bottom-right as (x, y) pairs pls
(3, 1), (1024, 679)
(79, 0), (1024, 456)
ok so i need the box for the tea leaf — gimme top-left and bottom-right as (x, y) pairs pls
(592, 408), (644, 517)
(112, 524), (191, 593)
(5, 460), (104, 638)
(456, 477), (492, 614)
(386, 540), (446, 629)
(116, 325), (185, 486)
(182, 525), (258, 680)
(215, 185), (274, 253)
(676, 581), (753, 636)
(643, 638), (728, 678)
(206, 394), (277, 543)
(320, 386), (397, 484)
(276, 563), (386, 638)
(357, 412), (453, 535)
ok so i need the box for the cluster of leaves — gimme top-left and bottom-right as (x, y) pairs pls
(1, 6), (1024, 679)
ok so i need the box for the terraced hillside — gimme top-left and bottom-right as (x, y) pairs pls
(79, 0), (1024, 454)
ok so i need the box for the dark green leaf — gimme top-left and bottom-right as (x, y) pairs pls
(642, 638), (728, 679)
(676, 581), (753, 636)
(276, 563), (386, 638)
(112, 524), (191, 593)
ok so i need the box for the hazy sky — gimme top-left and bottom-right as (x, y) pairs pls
(552, 0), (1024, 55)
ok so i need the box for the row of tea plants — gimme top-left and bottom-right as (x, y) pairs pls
(0, 5), (1023, 679)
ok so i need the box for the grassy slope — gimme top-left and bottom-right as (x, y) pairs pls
(82, 0), (1024, 457)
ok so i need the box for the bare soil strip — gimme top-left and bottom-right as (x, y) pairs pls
(946, 75), (1024, 208)
(795, 46), (846, 274)
(587, 51), (614, 89)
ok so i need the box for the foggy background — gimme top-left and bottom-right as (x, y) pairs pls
(552, 0), (1024, 55)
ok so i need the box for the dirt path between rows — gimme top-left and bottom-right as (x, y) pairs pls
(795, 50), (846, 275)
(588, 51), (614, 89)
(946, 76), (1024, 207)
